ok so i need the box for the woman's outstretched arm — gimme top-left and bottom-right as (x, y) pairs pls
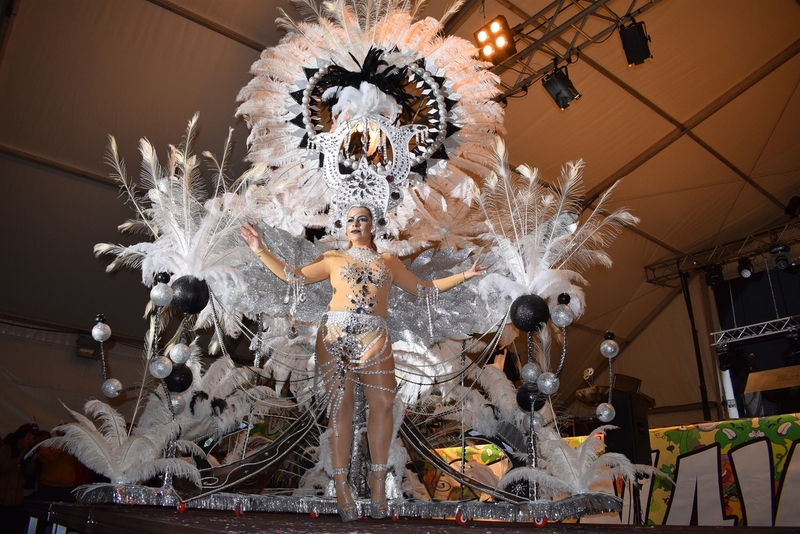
(387, 256), (487, 295)
(240, 222), (329, 283)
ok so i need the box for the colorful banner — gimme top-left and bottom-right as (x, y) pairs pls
(645, 413), (800, 526)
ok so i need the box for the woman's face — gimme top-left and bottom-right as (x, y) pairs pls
(346, 207), (372, 245)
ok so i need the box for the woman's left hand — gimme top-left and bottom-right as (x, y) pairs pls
(464, 258), (489, 280)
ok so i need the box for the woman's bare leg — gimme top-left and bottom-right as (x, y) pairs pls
(358, 335), (396, 509)
(316, 330), (356, 510)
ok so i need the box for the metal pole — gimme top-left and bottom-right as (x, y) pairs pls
(679, 270), (712, 421)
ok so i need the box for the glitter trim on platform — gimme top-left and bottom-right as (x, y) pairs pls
(76, 483), (621, 523)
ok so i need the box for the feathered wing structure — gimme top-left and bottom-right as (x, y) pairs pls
(476, 138), (639, 318)
(30, 400), (204, 486)
(387, 247), (506, 344)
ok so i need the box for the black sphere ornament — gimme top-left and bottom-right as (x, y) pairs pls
(163, 364), (193, 392)
(516, 382), (546, 412)
(604, 331), (615, 340)
(95, 314), (106, 323)
(510, 294), (550, 332)
(170, 276), (210, 315)
(156, 272), (171, 284)
(557, 293), (571, 305)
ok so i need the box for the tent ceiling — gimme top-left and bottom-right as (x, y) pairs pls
(1, 0), (799, 417)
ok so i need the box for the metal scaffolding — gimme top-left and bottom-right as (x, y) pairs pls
(645, 219), (800, 288)
(484, 0), (664, 102)
(710, 316), (799, 348)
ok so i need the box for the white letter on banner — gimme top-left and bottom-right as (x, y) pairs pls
(775, 440), (800, 527)
(665, 444), (735, 526)
(730, 439), (773, 526)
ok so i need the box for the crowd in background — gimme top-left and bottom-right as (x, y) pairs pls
(0, 423), (94, 534)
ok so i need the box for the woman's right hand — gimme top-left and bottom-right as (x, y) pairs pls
(240, 222), (265, 254)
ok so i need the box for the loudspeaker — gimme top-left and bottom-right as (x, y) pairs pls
(604, 391), (651, 464)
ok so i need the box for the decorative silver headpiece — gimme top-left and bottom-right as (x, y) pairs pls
(315, 113), (428, 231)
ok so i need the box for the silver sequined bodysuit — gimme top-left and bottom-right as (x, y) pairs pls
(318, 247), (395, 435)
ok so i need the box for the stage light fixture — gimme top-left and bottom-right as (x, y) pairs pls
(737, 258), (754, 279)
(618, 18), (652, 66)
(474, 15), (517, 65)
(542, 65), (581, 110)
(771, 245), (792, 270)
(704, 264), (724, 287)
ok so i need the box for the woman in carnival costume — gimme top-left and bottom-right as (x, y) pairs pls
(235, 0), (503, 521)
(241, 209), (486, 520)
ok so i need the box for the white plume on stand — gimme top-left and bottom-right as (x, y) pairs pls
(29, 400), (204, 486)
(476, 138), (639, 318)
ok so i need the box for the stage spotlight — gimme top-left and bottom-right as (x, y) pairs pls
(618, 18), (652, 66)
(738, 258), (754, 279)
(771, 245), (792, 270)
(542, 65), (581, 110)
(704, 264), (724, 287)
(474, 15), (517, 65)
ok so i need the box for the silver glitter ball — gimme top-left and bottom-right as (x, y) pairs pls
(596, 402), (616, 422)
(101, 378), (122, 398)
(551, 304), (574, 327)
(150, 283), (174, 307)
(523, 411), (545, 431)
(537, 372), (560, 395)
(169, 343), (191, 365)
(91, 322), (111, 342)
(149, 356), (173, 379)
(170, 393), (186, 415)
(520, 362), (542, 383)
(600, 339), (620, 359)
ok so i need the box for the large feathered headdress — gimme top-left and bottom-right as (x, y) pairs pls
(236, 0), (504, 236)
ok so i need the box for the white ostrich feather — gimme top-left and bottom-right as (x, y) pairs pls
(393, 338), (450, 404)
(135, 351), (288, 443)
(466, 364), (518, 424)
(295, 464), (330, 496)
(405, 189), (485, 251)
(96, 115), (251, 302)
(30, 400), (203, 486)
(531, 425), (665, 495)
(497, 466), (573, 498)
(400, 466), (430, 499)
(476, 138), (638, 317)
(435, 385), (497, 437)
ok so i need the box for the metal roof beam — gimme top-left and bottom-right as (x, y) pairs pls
(490, 0), (663, 101)
(645, 219), (800, 286)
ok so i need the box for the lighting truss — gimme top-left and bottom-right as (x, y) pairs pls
(645, 218), (800, 287)
(486, 0), (664, 102)
(711, 316), (799, 348)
